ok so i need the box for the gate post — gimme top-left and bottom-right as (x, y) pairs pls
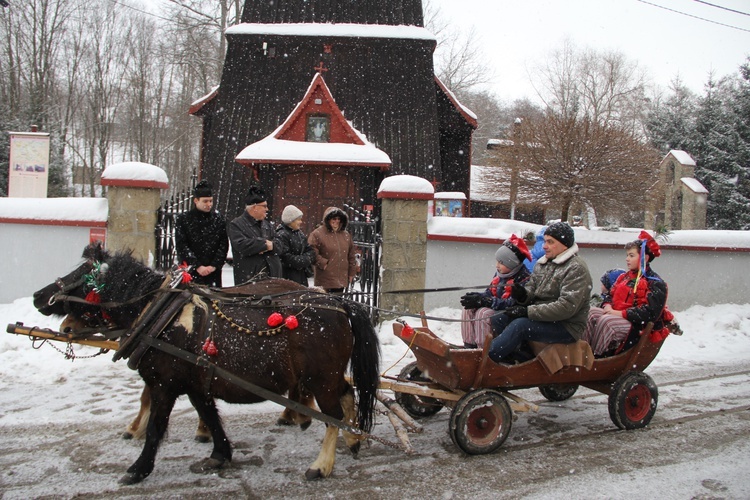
(101, 162), (169, 264)
(377, 175), (433, 316)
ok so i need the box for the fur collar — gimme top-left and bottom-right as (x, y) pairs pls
(537, 243), (579, 265)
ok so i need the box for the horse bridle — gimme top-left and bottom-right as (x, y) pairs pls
(47, 259), (98, 307)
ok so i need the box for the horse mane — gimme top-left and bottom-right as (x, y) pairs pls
(99, 250), (166, 323)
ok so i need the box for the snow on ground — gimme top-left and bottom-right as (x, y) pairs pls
(1, 297), (750, 498)
(2, 299), (749, 424)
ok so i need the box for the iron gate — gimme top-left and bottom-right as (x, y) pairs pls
(343, 204), (381, 319)
(154, 177), (196, 271)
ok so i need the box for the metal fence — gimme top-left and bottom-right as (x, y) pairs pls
(154, 177), (195, 271)
(343, 204), (381, 320)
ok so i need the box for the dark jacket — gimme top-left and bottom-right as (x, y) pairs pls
(174, 208), (228, 286)
(482, 266), (531, 310)
(307, 207), (357, 290)
(522, 243), (593, 339)
(274, 223), (315, 285)
(228, 211), (282, 284)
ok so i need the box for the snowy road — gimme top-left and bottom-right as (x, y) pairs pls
(1, 301), (750, 499)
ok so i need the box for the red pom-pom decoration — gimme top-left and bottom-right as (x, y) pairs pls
(401, 323), (414, 339)
(284, 315), (299, 330)
(205, 340), (218, 356)
(85, 290), (101, 304)
(181, 271), (193, 284)
(202, 338), (211, 353)
(267, 312), (284, 327)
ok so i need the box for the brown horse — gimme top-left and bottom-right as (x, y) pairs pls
(33, 243), (380, 485)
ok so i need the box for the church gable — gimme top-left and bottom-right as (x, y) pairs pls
(275, 72), (364, 145)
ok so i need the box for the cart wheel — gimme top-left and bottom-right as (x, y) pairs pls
(608, 371), (658, 430)
(449, 389), (512, 455)
(394, 362), (444, 419)
(539, 384), (579, 402)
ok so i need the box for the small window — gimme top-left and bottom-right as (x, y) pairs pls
(306, 115), (330, 143)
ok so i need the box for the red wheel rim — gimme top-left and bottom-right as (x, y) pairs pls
(466, 406), (502, 445)
(624, 384), (652, 422)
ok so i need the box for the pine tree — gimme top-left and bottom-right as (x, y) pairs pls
(646, 78), (698, 154)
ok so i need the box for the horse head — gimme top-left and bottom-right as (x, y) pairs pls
(33, 242), (110, 318)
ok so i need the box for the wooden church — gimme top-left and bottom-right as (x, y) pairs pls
(189, 0), (477, 231)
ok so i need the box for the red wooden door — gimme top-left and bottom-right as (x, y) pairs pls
(274, 166), (360, 235)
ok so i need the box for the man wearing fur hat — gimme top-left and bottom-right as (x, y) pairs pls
(174, 180), (228, 287)
(274, 205), (315, 285)
(228, 186), (282, 284)
(488, 221), (593, 364)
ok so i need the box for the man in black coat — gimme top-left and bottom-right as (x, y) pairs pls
(228, 186), (282, 284)
(175, 180), (228, 287)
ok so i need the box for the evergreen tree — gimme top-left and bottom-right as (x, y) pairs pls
(646, 78), (698, 154)
(693, 74), (750, 229)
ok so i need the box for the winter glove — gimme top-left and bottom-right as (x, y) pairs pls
(510, 282), (528, 303)
(460, 293), (483, 309)
(505, 305), (528, 319)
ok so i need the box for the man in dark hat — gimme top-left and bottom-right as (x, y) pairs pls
(488, 221), (593, 364)
(175, 180), (229, 287)
(227, 186), (282, 284)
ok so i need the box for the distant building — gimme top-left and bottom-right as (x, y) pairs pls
(646, 150), (708, 230)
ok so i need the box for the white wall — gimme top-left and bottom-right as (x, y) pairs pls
(0, 223), (95, 303)
(424, 239), (750, 313)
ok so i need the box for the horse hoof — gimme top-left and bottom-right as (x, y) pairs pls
(189, 457), (226, 474)
(118, 472), (145, 485)
(276, 417), (294, 426)
(194, 434), (211, 443)
(299, 419), (312, 431)
(304, 468), (323, 481)
(349, 441), (361, 457)
(121, 432), (134, 440)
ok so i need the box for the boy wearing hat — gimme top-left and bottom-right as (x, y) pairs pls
(488, 221), (593, 364)
(274, 205), (316, 285)
(228, 186), (282, 284)
(584, 231), (669, 356)
(459, 235), (532, 348)
(174, 180), (228, 287)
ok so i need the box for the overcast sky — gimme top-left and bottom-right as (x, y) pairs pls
(430, 0), (750, 103)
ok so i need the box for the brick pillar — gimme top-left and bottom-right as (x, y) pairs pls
(101, 162), (169, 264)
(377, 175), (433, 315)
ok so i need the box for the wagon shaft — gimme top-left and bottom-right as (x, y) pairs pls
(6, 322), (120, 351)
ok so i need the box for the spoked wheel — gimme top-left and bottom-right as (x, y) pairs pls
(449, 389), (512, 455)
(608, 371), (658, 430)
(539, 384), (579, 402)
(394, 362), (444, 419)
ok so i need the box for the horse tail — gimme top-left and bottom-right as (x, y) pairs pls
(342, 299), (380, 433)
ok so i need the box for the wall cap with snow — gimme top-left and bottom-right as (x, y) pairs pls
(100, 162), (169, 189)
(377, 175), (434, 200)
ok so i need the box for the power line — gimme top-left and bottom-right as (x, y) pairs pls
(693, 0), (750, 18)
(636, 0), (750, 32)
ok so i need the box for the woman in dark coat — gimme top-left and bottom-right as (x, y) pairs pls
(274, 205), (315, 286)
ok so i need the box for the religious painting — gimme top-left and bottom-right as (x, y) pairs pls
(306, 114), (330, 143)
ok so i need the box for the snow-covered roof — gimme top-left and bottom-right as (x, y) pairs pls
(668, 150), (696, 166)
(378, 175), (434, 195)
(0, 197), (108, 223)
(101, 162), (168, 184)
(226, 23), (436, 41)
(681, 177), (708, 194)
(236, 137), (391, 166)
(434, 77), (477, 126)
(487, 138), (514, 148)
(469, 164), (547, 204)
(189, 85), (219, 115)
(434, 191), (466, 200)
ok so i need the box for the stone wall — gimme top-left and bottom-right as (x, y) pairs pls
(106, 186), (162, 263)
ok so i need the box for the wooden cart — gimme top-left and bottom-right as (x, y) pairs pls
(390, 321), (666, 455)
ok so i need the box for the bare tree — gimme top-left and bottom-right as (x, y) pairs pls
(424, 0), (493, 95)
(492, 112), (661, 223)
